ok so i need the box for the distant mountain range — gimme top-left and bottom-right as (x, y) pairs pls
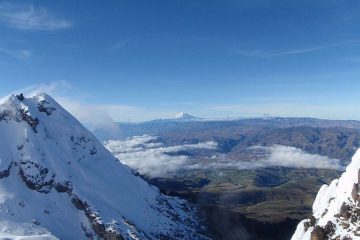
(92, 114), (360, 142)
(147, 112), (202, 123)
(92, 116), (360, 240)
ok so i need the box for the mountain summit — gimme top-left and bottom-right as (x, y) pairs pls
(292, 149), (360, 239)
(175, 112), (197, 120)
(0, 93), (205, 239)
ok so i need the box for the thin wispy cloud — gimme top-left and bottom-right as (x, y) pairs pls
(0, 2), (72, 31)
(111, 39), (130, 50)
(0, 47), (31, 60)
(232, 41), (360, 58)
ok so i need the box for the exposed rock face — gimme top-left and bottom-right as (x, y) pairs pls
(0, 93), (206, 240)
(37, 99), (56, 116)
(291, 149), (360, 240)
(310, 226), (326, 240)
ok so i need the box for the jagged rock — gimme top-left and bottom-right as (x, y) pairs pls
(305, 216), (317, 232)
(340, 222), (350, 229)
(292, 149), (360, 240)
(310, 226), (326, 240)
(18, 201), (25, 208)
(70, 194), (88, 210)
(304, 222), (311, 232)
(91, 220), (124, 240)
(0, 110), (11, 122)
(310, 216), (316, 226)
(32, 219), (40, 225)
(16, 93), (24, 101)
(17, 108), (39, 133)
(323, 221), (335, 235)
(18, 161), (54, 193)
(54, 181), (72, 193)
(0, 163), (12, 179)
(37, 100), (56, 116)
(340, 203), (351, 220)
(321, 209), (328, 217)
(350, 215), (357, 223)
(351, 184), (358, 201)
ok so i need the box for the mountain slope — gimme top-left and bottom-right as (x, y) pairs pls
(175, 112), (198, 120)
(0, 93), (205, 240)
(291, 148), (360, 239)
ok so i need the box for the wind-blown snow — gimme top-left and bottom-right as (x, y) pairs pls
(291, 148), (360, 239)
(0, 93), (206, 240)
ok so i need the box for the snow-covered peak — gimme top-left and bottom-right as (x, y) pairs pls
(175, 112), (197, 120)
(292, 149), (360, 240)
(0, 93), (206, 239)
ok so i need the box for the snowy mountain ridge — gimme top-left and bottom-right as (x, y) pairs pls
(0, 93), (206, 239)
(292, 148), (360, 239)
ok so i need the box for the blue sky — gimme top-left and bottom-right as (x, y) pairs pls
(1, 0), (360, 123)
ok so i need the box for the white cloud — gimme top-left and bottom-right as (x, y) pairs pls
(105, 135), (218, 177)
(232, 41), (360, 58)
(199, 145), (343, 170)
(105, 137), (342, 178)
(111, 39), (130, 50)
(0, 2), (72, 31)
(263, 145), (342, 169)
(232, 46), (327, 58)
(0, 48), (31, 60)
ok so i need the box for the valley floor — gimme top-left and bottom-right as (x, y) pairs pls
(146, 168), (341, 240)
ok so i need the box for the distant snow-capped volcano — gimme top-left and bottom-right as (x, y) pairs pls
(0, 93), (206, 240)
(175, 112), (198, 120)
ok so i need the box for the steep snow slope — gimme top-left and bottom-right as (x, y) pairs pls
(292, 148), (360, 239)
(0, 93), (206, 240)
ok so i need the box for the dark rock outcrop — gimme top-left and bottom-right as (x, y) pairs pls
(310, 226), (326, 240)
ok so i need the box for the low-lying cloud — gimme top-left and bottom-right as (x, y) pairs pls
(198, 145), (343, 170)
(105, 135), (217, 177)
(105, 135), (343, 178)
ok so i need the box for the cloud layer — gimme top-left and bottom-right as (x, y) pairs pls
(105, 136), (343, 178)
(0, 2), (72, 31)
(199, 145), (343, 170)
(105, 135), (218, 177)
